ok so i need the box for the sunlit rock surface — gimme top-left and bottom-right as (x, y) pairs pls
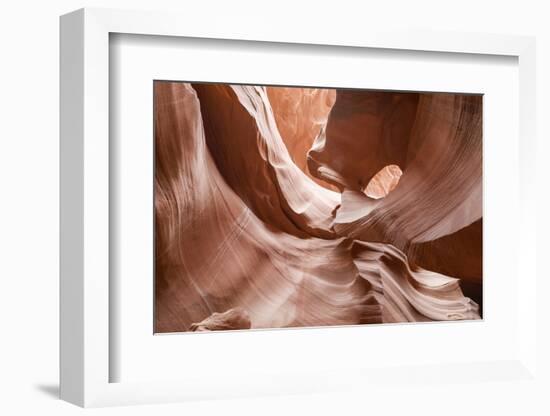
(154, 81), (482, 333)
(364, 164), (403, 199)
(267, 86), (337, 191)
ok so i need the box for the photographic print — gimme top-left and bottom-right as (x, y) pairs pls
(154, 81), (482, 333)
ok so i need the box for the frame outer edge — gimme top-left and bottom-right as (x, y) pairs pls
(59, 8), (85, 407)
(58, 6), (539, 407)
(517, 38), (537, 377)
(82, 8), (111, 407)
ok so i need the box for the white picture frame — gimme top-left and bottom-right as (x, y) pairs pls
(60, 7), (538, 407)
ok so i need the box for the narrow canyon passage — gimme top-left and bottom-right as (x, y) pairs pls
(154, 81), (482, 333)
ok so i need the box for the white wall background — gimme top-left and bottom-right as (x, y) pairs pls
(0, 1), (548, 415)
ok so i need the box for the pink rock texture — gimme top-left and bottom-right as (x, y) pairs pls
(154, 81), (482, 333)
(189, 308), (252, 332)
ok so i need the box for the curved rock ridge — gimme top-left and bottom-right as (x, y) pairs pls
(155, 82), (378, 332)
(329, 93), (482, 248)
(192, 83), (340, 239)
(154, 81), (482, 333)
(351, 241), (479, 322)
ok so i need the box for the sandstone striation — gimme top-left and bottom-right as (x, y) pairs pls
(154, 81), (482, 333)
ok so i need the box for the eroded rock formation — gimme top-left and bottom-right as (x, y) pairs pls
(154, 81), (482, 333)
(189, 308), (252, 332)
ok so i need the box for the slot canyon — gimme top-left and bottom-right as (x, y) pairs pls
(154, 81), (482, 333)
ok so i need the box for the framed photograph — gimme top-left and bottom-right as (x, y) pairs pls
(60, 8), (538, 407)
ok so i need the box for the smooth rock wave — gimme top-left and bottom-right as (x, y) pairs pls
(154, 81), (482, 333)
